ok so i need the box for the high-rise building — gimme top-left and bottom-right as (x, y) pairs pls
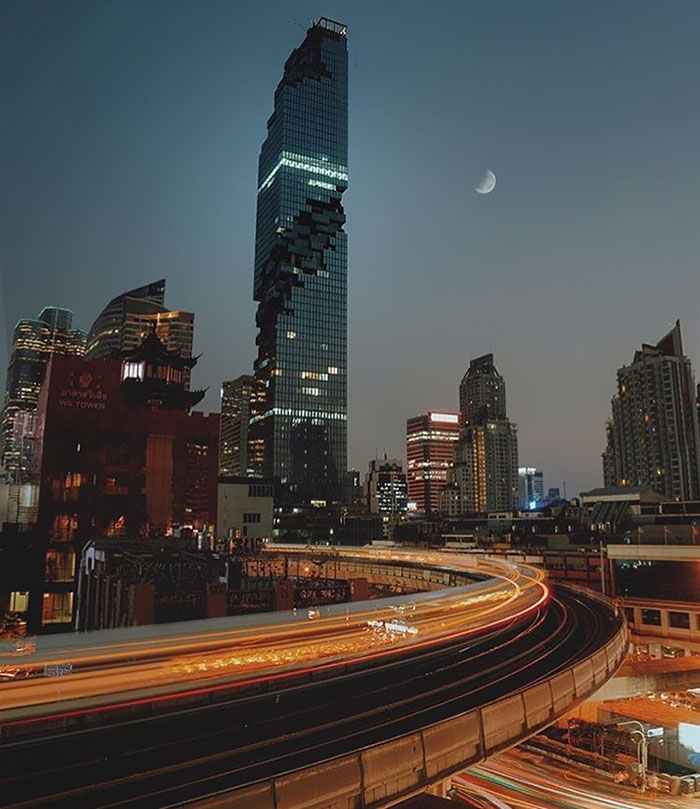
(406, 412), (460, 515)
(365, 457), (408, 517)
(518, 467), (544, 509)
(603, 321), (700, 500)
(445, 355), (519, 515)
(248, 18), (348, 503)
(86, 279), (195, 388)
(219, 375), (254, 476)
(459, 353), (506, 423)
(1, 307), (86, 481)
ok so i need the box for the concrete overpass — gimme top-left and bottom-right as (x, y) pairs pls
(0, 547), (628, 808)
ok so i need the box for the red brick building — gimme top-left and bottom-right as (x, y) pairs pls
(26, 334), (219, 632)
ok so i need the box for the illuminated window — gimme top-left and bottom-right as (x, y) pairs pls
(42, 592), (74, 624)
(286, 331), (297, 340)
(9, 591), (29, 612)
(122, 361), (145, 381)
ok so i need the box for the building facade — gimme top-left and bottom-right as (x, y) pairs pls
(219, 376), (254, 477)
(248, 18), (348, 503)
(603, 321), (700, 500)
(86, 279), (194, 388)
(446, 354), (519, 515)
(16, 335), (219, 633)
(365, 457), (408, 517)
(518, 467), (544, 509)
(1, 307), (86, 482)
(406, 412), (460, 515)
(217, 476), (274, 544)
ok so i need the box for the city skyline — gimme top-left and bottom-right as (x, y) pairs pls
(3, 0), (700, 497)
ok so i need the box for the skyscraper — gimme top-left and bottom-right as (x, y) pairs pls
(445, 355), (519, 515)
(365, 457), (408, 517)
(406, 412), (460, 515)
(86, 279), (195, 388)
(248, 18), (348, 503)
(518, 467), (544, 509)
(1, 307), (86, 480)
(603, 321), (700, 500)
(219, 375), (254, 476)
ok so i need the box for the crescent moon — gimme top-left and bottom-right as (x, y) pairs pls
(475, 169), (497, 195)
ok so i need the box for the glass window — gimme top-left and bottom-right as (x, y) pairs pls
(669, 611), (690, 629)
(9, 591), (29, 612)
(641, 608), (662, 626)
(42, 592), (74, 624)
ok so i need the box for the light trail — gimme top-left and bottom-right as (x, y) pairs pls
(0, 548), (547, 735)
(454, 749), (685, 809)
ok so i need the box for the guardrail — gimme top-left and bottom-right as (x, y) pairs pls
(202, 591), (629, 809)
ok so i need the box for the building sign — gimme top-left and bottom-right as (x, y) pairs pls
(59, 372), (109, 411)
(227, 589), (274, 614)
(44, 663), (73, 677)
(295, 585), (348, 607)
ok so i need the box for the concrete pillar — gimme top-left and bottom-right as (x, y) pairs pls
(348, 578), (368, 602)
(274, 579), (295, 611)
(129, 584), (155, 626)
(206, 582), (227, 619)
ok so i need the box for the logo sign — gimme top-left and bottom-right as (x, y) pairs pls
(44, 663), (73, 677)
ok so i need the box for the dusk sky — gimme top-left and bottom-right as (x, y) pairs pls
(2, 0), (700, 497)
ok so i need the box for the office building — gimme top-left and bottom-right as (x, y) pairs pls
(603, 321), (700, 500)
(406, 412), (460, 515)
(248, 18), (348, 503)
(365, 457), (408, 517)
(446, 355), (519, 515)
(518, 467), (544, 509)
(219, 376), (254, 477)
(1, 307), (86, 481)
(86, 279), (195, 388)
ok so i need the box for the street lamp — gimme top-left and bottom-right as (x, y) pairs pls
(615, 720), (650, 791)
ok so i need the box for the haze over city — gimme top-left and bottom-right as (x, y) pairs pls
(3, 0), (700, 495)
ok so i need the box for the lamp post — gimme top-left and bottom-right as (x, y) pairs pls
(616, 720), (649, 791)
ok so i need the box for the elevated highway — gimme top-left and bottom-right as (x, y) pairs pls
(0, 547), (628, 809)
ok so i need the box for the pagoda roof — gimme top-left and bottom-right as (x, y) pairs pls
(122, 329), (198, 370)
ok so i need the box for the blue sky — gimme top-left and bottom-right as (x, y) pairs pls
(2, 0), (700, 495)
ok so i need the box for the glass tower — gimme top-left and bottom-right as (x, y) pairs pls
(249, 18), (348, 502)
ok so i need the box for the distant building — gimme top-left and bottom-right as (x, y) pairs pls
(406, 412), (460, 515)
(445, 355), (519, 515)
(341, 469), (363, 509)
(603, 321), (700, 500)
(218, 476), (274, 544)
(365, 457), (408, 517)
(219, 375), (254, 477)
(518, 467), (544, 509)
(19, 332), (218, 633)
(86, 279), (195, 388)
(248, 19), (349, 503)
(1, 307), (86, 482)
(546, 487), (561, 503)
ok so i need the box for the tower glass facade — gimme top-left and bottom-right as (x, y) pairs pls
(249, 19), (348, 502)
(2, 307), (86, 481)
